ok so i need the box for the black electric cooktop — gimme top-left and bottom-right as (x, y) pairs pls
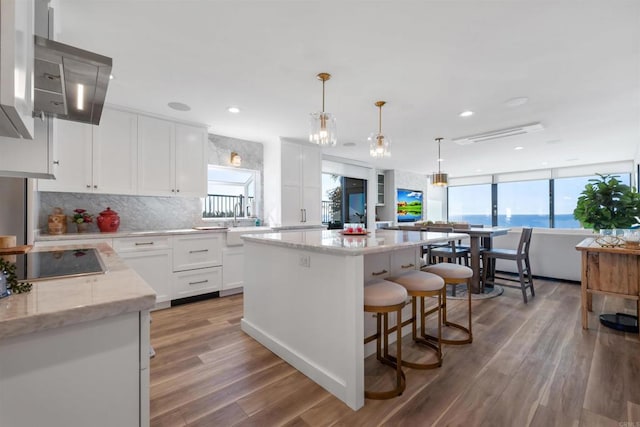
(8, 248), (107, 282)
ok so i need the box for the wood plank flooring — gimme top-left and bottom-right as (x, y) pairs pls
(149, 279), (640, 426)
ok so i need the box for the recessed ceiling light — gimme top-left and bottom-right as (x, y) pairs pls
(227, 106), (240, 114)
(541, 161), (549, 166)
(546, 139), (561, 144)
(109, 74), (115, 80)
(168, 102), (191, 111)
(459, 110), (474, 117)
(514, 146), (524, 150)
(437, 158), (444, 162)
(475, 168), (483, 172)
(343, 142), (356, 147)
(566, 157), (579, 162)
(504, 97), (529, 107)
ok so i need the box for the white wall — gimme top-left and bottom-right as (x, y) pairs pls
(492, 228), (593, 281)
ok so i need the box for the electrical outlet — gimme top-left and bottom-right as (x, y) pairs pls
(299, 255), (311, 268)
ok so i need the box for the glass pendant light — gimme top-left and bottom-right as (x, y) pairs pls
(309, 72), (337, 146)
(369, 101), (391, 158)
(431, 137), (448, 186)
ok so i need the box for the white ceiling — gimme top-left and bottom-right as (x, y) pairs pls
(56, 0), (640, 178)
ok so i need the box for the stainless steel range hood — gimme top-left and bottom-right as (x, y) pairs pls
(33, 35), (112, 125)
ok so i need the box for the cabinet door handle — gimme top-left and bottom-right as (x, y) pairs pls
(171, 189), (175, 193)
(300, 209), (304, 222)
(303, 209), (307, 222)
(53, 160), (60, 165)
(188, 280), (208, 286)
(86, 185), (91, 189)
(401, 263), (415, 269)
(189, 249), (209, 254)
(135, 242), (154, 246)
(176, 189), (180, 193)
(94, 185), (98, 189)
(371, 269), (388, 276)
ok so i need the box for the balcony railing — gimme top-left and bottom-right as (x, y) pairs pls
(203, 194), (255, 218)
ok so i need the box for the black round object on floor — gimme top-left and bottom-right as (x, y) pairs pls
(599, 313), (639, 333)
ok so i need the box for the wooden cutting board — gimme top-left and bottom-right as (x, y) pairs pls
(0, 245), (33, 255)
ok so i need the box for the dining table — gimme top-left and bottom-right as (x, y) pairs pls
(451, 226), (511, 293)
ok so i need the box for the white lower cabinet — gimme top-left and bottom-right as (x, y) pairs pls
(0, 311), (148, 427)
(113, 237), (172, 306)
(222, 246), (244, 291)
(171, 234), (223, 300)
(173, 266), (222, 299)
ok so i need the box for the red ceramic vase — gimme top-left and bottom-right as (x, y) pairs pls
(97, 207), (120, 233)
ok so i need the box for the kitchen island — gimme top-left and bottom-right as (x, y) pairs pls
(0, 243), (156, 427)
(241, 229), (466, 410)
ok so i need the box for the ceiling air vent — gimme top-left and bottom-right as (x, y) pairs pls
(452, 122), (544, 145)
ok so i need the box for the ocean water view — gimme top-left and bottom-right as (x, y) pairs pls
(448, 214), (580, 229)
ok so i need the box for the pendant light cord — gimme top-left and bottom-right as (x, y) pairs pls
(436, 137), (443, 174)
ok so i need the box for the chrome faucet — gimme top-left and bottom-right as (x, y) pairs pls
(233, 202), (241, 227)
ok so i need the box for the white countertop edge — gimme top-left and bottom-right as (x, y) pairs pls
(0, 243), (156, 340)
(242, 230), (468, 256)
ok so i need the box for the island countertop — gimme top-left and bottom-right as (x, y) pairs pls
(0, 243), (156, 340)
(241, 229), (468, 255)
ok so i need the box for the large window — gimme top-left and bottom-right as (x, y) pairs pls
(448, 184), (492, 226)
(497, 180), (549, 227)
(203, 166), (257, 218)
(447, 173), (632, 229)
(553, 174), (631, 228)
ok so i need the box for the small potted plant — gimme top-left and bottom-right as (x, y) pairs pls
(573, 174), (640, 246)
(72, 209), (93, 233)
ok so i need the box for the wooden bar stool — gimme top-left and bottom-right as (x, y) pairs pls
(363, 279), (408, 400)
(422, 263), (473, 345)
(385, 270), (445, 369)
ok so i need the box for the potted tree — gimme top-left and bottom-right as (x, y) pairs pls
(573, 174), (640, 246)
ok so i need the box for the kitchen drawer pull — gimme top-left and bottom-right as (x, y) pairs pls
(189, 249), (209, 254)
(401, 263), (415, 269)
(371, 269), (388, 276)
(188, 280), (208, 286)
(134, 242), (155, 246)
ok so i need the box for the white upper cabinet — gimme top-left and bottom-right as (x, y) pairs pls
(138, 117), (206, 197)
(280, 140), (322, 226)
(38, 108), (138, 194)
(93, 108), (138, 194)
(37, 119), (92, 192)
(137, 116), (174, 196)
(38, 107), (206, 197)
(0, 117), (54, 178)
(174, 124), (207, 197)
(0, 0), (35, 139)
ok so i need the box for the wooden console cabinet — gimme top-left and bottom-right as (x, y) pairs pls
(576, 238), (640, 333)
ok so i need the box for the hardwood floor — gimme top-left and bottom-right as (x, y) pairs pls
(149, 279), (640, 426)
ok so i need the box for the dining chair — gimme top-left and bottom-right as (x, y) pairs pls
(424, 226), (470, 267)
(481, 227), (534, 303)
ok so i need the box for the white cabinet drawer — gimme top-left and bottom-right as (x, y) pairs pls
(172, 235), (223, 272)
(390, 248), (419, 272)
(172, 266), (222, 299)
(364, 252), (391, 282)
(113, 236), (171, 252)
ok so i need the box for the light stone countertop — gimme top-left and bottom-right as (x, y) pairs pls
(35, 227), (232, 241)
(0, 243), (156, 340)
(241, 229), (468, 255)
